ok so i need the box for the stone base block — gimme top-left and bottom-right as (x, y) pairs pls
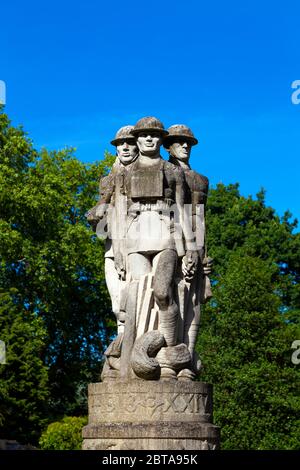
(82, 422), (219, 450)
(82, 380), (220, 450)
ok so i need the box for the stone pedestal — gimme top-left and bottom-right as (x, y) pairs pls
(82, 380), (220, 450)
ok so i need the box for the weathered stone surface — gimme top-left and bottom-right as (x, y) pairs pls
(82, 380), (219, 450)
(87, 117), (211, 380)
(82, 422), (219, 450)
(119, 281), (139, 380)
(131, 330), (165, 380)
(156, 343), (191, 370)
(87, 380), (213, 424)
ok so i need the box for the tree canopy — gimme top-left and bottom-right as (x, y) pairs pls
(0, 108), (115, 441)
(197, 184), (300, 449)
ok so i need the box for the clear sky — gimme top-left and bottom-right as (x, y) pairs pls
(1, 0), (300, 224)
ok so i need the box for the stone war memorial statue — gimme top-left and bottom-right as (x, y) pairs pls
(83, 117), (220, 450)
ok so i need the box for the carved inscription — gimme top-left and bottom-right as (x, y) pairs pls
(91, 392), (210, 418)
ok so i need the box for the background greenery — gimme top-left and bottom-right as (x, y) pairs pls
(0, 108), (299, 449)
(39, 416), (87, 450)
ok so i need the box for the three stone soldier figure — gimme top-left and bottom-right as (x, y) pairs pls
(87, 117), (211, 381)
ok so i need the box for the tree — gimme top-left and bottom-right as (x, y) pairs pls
(198, 184), (300, 449)
(0, 289), (49, 444)
(205, 184), (300, 319)
(0, 108), (115, 442)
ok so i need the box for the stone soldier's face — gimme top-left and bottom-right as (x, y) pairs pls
(117, 139), (138, 165)
(136, 132), (162, 156)
(169, 140), (191, 162)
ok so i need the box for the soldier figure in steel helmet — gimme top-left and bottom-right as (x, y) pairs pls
(164, 124), (212, 379)
(119, 117), (199, 379)
(86, 125), (138, 335)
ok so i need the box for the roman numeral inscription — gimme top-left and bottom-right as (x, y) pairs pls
(90, 391), (211, 421)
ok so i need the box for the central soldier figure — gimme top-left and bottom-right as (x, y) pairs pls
(118, 117), (198, 378)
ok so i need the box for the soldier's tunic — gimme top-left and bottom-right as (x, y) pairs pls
(122, 158), (185, 255)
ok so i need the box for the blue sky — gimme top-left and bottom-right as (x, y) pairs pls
(1, 0), (300, 224)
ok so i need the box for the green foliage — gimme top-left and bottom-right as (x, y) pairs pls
(0, 289), (49, 444)
(39, 416), (87, 450)
(0, 110), (115, 442)
(198, 191), (300, 449)
(206, 183), (300, 319)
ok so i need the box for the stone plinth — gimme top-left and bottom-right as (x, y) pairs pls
(82, 380), (220, 450)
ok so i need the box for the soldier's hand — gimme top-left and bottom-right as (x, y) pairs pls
(114, 252), (126, 281)
(86, 207), (99, 232)
(203, 256), (213, 276)
(95, 204), (107, 219)
(182, 250), (199, 281)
